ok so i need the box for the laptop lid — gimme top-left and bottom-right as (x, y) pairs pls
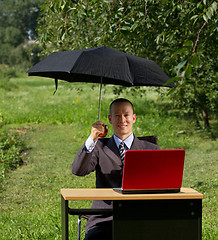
(121, 149), (185, 191)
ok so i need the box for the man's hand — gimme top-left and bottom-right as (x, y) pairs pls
(90, 121), (106, 142)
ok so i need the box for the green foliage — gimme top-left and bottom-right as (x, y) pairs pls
(0, 65), (18, 90)
(0, 65), (17, 78)
(37, 0), (217, 129)
(0, 130), (25, 186)
(4, 27), (24, 47)
(0, 40), (42, 69)
(0, 0), (43, 68)
(0, 0), (42, 40)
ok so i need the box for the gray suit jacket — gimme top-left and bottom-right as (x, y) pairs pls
(72, 135), (160, 232)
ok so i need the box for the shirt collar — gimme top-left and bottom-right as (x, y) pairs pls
(113, 133), (134, 150)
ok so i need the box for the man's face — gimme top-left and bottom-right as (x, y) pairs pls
(108, 102), (136, 140)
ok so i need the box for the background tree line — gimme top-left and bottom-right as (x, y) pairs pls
(0, 0), (43, 68)
(1, 0), (217, 130)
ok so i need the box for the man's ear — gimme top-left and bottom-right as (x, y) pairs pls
(133, 114), (136, 123)
(108, 115), (112, 124)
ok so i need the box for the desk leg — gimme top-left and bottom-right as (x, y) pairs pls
(61, 195), (69, 240)
(113, 199), (202, 240)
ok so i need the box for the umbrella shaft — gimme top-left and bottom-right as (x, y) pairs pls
(98, 77), (103, 121)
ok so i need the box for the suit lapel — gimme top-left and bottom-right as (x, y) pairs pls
(103, 137), (121, 163)
(130, 135), (145, 150)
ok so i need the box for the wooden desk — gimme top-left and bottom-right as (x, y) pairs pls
(61, 188), (203, 240)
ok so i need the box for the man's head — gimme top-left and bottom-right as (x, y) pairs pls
(108, 98), (136, 140)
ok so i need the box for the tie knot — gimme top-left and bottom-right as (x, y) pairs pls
(119, 141), (125, 149)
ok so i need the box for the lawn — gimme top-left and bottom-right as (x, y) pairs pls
(0, 75), (217, 239)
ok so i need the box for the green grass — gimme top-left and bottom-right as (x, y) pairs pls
(0, 75), (217, 239)
(0, 125), (94, 239)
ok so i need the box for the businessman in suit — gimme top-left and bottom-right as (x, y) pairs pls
(72, 98), (159, 240)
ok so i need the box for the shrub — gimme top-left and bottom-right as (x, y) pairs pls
(0, 130), (25, 185)
(0, 64), (18, 90)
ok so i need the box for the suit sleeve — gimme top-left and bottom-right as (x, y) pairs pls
(71, 144), (98, 176)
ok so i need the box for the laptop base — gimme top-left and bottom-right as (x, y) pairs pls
(113, 188), (180, 194)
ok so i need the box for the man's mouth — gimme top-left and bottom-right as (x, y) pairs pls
(118, 125), (127, 129)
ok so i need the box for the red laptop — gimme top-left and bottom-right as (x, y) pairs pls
(114, 149), (185, 194)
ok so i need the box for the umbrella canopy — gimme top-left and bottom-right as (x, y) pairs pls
(27, 46), (175, 88)
(27, 46), (175, 124)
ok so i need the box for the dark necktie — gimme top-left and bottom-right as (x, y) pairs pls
(119, 141), (125, 164)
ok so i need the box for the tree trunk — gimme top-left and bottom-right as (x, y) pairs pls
(194, 108), (201, 129)
(202, 109), (210, 129)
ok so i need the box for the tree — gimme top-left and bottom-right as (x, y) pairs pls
(0, 0), (43, 67)
(0, 0), (42, 40)
(37, 0), (217, 129)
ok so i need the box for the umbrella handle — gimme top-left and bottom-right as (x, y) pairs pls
(99, 125), (108, 138)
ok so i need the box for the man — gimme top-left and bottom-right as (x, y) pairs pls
(72, 98), (159, 240)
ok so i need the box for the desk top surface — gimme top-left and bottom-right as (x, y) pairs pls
(61, 188), (203, 200)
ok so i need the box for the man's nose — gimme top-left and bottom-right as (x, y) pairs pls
(119, 115), (125, 122)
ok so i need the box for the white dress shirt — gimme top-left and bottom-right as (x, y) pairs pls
(85, 133), (134, 153)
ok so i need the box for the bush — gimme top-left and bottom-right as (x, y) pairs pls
(0, 64), (18, 90)
(0, 130), (25, 186)
(0, 40), (42, 70)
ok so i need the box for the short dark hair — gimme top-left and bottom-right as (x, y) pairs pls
(109, 98), (134, 114)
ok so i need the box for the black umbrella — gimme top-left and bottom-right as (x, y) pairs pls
(27, 46), (175, 126)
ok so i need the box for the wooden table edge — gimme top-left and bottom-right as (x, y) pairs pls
(60, 188), (204, 201)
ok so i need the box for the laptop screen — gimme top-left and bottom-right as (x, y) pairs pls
(122, 149), (185, 191)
